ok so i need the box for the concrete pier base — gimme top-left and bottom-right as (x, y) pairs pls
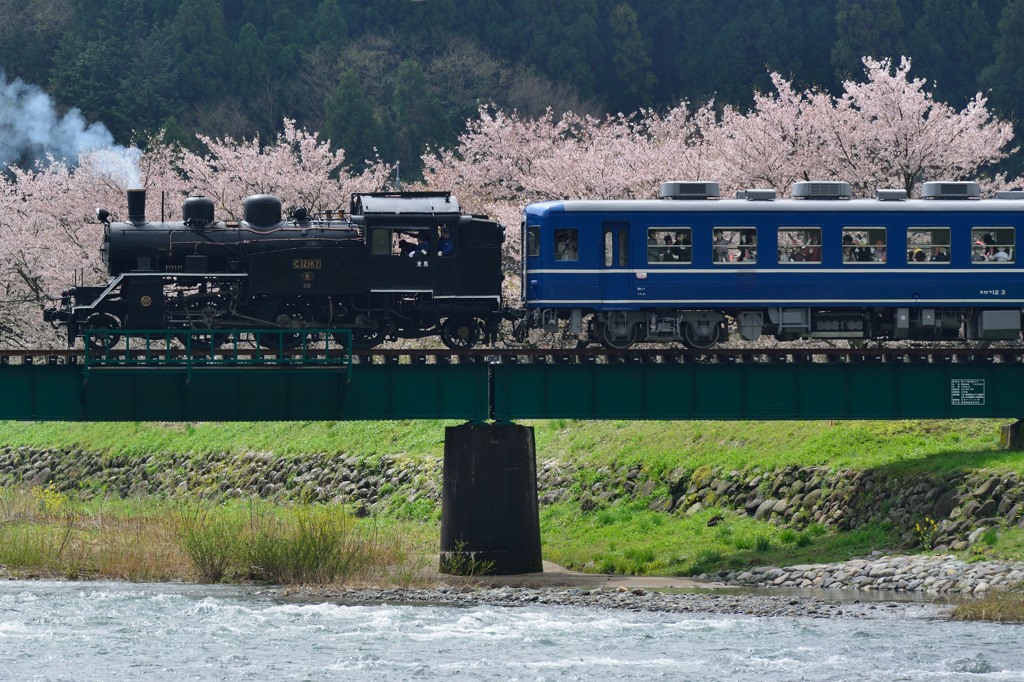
(439, 423), (542, 575)
(1000, 419), (1024, 449)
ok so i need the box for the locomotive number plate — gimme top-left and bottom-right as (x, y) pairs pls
(293, 259), (322, 269)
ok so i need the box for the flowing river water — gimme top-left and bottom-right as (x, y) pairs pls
(1, 580), (1022, 681)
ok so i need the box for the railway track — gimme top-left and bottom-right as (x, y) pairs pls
(3, 345), (1024, 366)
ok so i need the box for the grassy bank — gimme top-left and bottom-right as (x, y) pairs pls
(0, 486), (437, 585)
(2, 418), (1024, 586)
(1, 418), (1020, 474)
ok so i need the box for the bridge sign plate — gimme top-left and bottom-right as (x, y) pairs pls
(951, 379), (985, 406)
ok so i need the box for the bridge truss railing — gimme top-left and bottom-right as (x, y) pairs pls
(81, 328), (354, 377)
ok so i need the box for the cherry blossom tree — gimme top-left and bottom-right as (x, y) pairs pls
(1, 157), (109, 346)
(0, 120), (392, 347)
(824, 56), (1015, 194)
(718, 57), (1015, 196)
(421, 101), (726, 304)
(715, 73), (835, 192)
(177, 118), (392, 219)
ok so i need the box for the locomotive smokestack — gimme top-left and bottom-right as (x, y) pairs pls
(127, 189), (146, 224)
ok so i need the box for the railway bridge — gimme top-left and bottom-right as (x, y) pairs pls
(3, 331), (1023, 574)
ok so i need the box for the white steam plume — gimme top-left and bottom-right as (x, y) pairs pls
(0, 70), (141, 186)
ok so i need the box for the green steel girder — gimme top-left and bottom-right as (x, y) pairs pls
(490, 362), (1024, 421)
(0, 360), (1021, 422)
(0, 363), (488, 421)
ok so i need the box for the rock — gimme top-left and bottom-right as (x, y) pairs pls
(28, 467), (52, 486)
(933, 489), (958, 519)
(754, 499), (777, 521)
(973, 476), (1002, 499)
(974, 499), (999, 519)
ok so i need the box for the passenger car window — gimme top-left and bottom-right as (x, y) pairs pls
(842, 228), (886, 264)
(711, 228), (756, 264)
(777, 228), (820, 263)
(526, 226), (540, 257)
(971, 227), (1014, 263)
(554, 228), (578, 261)
(646, 227), (692, 264)
(907, 228), (950, 263)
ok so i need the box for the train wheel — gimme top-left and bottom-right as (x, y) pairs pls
(334, 327), (386, 350)
(259, 329), (308, 351)
(261, 302), (309, 351)
(441, 317), (480, 349)
(599, 322), (638, 350)
(84, 313), (122, 351)
(682, 321), (722, 349)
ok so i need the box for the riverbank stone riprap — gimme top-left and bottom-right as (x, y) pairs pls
(712, 551), (1024, 595)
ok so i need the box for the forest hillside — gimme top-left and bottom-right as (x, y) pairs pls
(1, 0), (1022, 174)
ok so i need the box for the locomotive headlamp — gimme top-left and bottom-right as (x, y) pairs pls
(96, 207), (110, 223)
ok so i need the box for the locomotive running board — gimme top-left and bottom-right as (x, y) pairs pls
(70, 272), (248, 315)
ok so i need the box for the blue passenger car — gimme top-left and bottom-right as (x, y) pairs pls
(522, 181), (1024, 348)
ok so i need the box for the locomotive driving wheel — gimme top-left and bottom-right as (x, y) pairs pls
(441, 317), (481, 349)
(260, 301), (309, 351)
(174, 300), (228, 353)
(84, 313), (122, 351)
(333, 323), (387, 350)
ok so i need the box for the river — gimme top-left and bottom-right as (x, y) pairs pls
(0, 580), (1021, 680)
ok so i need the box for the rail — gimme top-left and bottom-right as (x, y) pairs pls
(3, 345), (1024, 367)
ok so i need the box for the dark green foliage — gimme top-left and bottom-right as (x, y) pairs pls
(831, 0), (906, 77)
(2, 0), (1024, 177)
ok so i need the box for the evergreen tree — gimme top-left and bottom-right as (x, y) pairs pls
(170, 0), (232, 103)
(607, 3), (657, 113)
(313, 0), (348, 47)
(906, 0), (991, 105)
(981, 0), (1024, 114)
(389, 59), (445, 172)
(323, 69), (381, 167)
(832, 0), (906, 76)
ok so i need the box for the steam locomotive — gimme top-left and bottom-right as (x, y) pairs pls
(44, 179), (1024, 351)
(44, 189), (505, 350)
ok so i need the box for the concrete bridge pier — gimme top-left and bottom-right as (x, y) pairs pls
(1000, 419), (1024, 449)
(439, 422), (542, 575)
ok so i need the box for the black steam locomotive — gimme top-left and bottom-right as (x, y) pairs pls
(44, 189), (505, 350)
